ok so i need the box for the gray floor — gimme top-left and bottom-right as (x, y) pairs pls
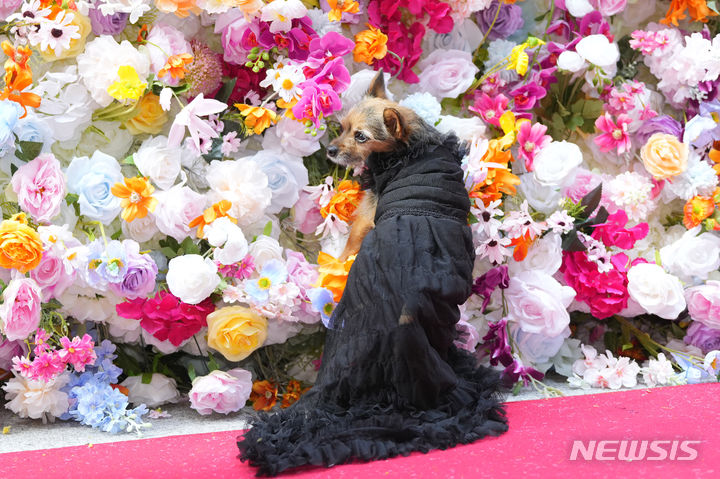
(0, 376), (661, 454)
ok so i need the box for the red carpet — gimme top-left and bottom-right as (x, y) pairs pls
(2, 383), (715, 478)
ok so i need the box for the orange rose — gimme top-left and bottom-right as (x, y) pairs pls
(640, 133), (688, 180)
(0, 213), (43, 272)
(353, 24), (388, 65)
(320, 180), (363, 223)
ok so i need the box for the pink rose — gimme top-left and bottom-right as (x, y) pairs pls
(218, 12), (252, 65)
(0, 278), (42, 341)
(189, 368), (252, 415)
(417, 49), (479, 99)
(686, 281), (720, 329)
(154, 186), (207, 242)
(0, 0), (22, 19)
(293, 189), (324, 235)
(29, 251), (75, 301)
(11, 154), (66, 223)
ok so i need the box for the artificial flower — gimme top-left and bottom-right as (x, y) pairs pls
(111, 176), (158, 222)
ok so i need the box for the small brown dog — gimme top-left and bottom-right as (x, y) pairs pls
(327, 72), (431, 262)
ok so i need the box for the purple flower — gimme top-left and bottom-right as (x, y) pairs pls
(478, 319), (513, 367)
(502, 357), (544, 387)
(475, 1), (524, 41)
(510, 82), (546, 112)
(454, 318), (480, 352)
(684, 321), (720, 355)
(0, 338), (27, 372)
(109, 252), (158, 300)
(579, 11), (611, 37)
(88, 5), (129, 36)
(634, 115), (683, 146)
(472, 265), (509, 312)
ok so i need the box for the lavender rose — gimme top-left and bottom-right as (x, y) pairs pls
(109, 251), (158, 300)
(88, 5), (129, 36)
(476, 1), (524, 41)
(634, 115), (683, 146)
(684, 321), (720, 354)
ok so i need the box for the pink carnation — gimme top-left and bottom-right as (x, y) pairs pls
(11, 153), (66, 224)
(561, 251), (629, 319)
(0, 278), (42, 341)
(189, 368), (252, 415)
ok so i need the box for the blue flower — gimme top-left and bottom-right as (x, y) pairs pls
(308, 287), (335, 328)
(399, 93), (442, 126)
(85, 239), (129, 289)
(0, 100), (19, 154)
(65, 151), (123, 222)
(245, 259), (288, 304)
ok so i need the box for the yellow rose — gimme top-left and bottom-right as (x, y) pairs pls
(206, 306), (267, 361)
(640, 133), (689, 180)
(0, 213), (43, 273)
(39, 13), (92, 62)
(123, 93), (169, 135)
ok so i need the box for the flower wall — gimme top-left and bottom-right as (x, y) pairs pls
(1, 0), (720, 429)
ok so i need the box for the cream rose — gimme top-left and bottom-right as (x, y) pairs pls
(627, 263), (686, 319)
(206, 306), (268, 361)
(166, 254), (220, 304)
(640, 133), (688, 180)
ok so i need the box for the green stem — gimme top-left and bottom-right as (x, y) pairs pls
(478, 1), (503, 49)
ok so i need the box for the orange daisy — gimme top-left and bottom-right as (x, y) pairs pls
(327, 0), (359, 22)
(158, 53), (194, 80)
(188, 200), (237, 238)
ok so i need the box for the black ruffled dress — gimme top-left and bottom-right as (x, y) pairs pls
(237, 134), (508, 476)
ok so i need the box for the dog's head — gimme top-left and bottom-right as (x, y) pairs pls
(326, 71), (417, 169)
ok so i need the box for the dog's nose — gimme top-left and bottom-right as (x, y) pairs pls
(327, 145), (338, 158)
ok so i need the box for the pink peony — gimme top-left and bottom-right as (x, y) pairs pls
(11, 153), (66, 224)
(29, 251), (75, 301)
(561, 251), (629, 319)
(189, 368), (253, 415)
(685, 281), (720, 329)
(0, 278), (42, 341)
(293, 189), (324, 235)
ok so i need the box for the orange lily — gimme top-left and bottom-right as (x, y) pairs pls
(188, 200), (237, 238)
(0, 41), (41, 118)
(250, 380), (278, 411)
(316, 251), (355, 302)
(661, 0), (718, 26)
(468, 139), (520, 206)
(111, 177), (158, 222)
(509, 232), (536, 262)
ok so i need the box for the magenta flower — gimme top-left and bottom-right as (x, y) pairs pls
(478, 319), (513, 367)
(594, 113), (632, 154)
(29, 351), (65, 382)
(59, 334), (97, 372)
(306, 31), (354, 69)
(33, 328), (51, 356)
(502, 357), (544, 387)
(509, 82), (546, 112)
(560, 250), (629, 319)
(516, 122), (551, 171)
(310, 57), (351, 94)
(469, 93), (509, 127)
(472, 265), (510, 313)
(591, 210), (649, 250)
(292, 83), (341, 127)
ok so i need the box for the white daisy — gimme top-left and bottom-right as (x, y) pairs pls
(36, 11), (80, 57)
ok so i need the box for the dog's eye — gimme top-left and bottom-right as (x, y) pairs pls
(354, 131), (368, 143)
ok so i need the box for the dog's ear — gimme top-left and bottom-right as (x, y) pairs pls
(367, 69), (386, 99)
(383, 108), (407, 141)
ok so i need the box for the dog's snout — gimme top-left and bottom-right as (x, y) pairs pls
(327, 145), (339, 158)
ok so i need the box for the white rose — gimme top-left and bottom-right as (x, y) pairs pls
(660, 228), (720, 283)
(565, 0), (594, 16)
(205, 217), (249, 265)
(436, 115), (487, 141)
(505, 270), (576, 337)
(508, 233), (563, 276)
(518, 173), (562, 214)
(532, 141), (583, 186)
(206, 158), (271, 227)
(61, 120), (134, 160)
(510, 323), (570, 373)
(422, 19), (484, 53)
(557, 50), (586, 72)
(247, 235), (283, 268)
(262, 117), (323, 157)
(166, 254), (220, 304)
(133, 135), (182, 190)
(154, 186), (207, 242)
(246, 150), (309, 214)
(121, 213), (159, 243)
(417, 49), (479, 99)
(121, 373), (181, 408)
(575, 34), (620, 68)
(627, 263), (686, 319)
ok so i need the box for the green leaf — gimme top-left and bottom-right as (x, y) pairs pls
(14, 140), (43, 163)
(160, 247), (177, 259)
(180, 237), (200, 255)
(141, 371), (153, 384)
(561, 229), (586, 252)
(214, 78), (238, 104)
(207, 352), (220, 372)
(468, 212), (479, 224)
(581, 99), (604, 120)
(66, 193), (79, 205)
(10, 162), (17, 176)
(187, 363), (197, 383)
(111, 228), (122, 240)
(121, 155), (136, 166)
(512, 381), (523, 395)
(708, 0), (719, 14)
(262, 221), (273, 237)
(621, 343), (634, 351)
